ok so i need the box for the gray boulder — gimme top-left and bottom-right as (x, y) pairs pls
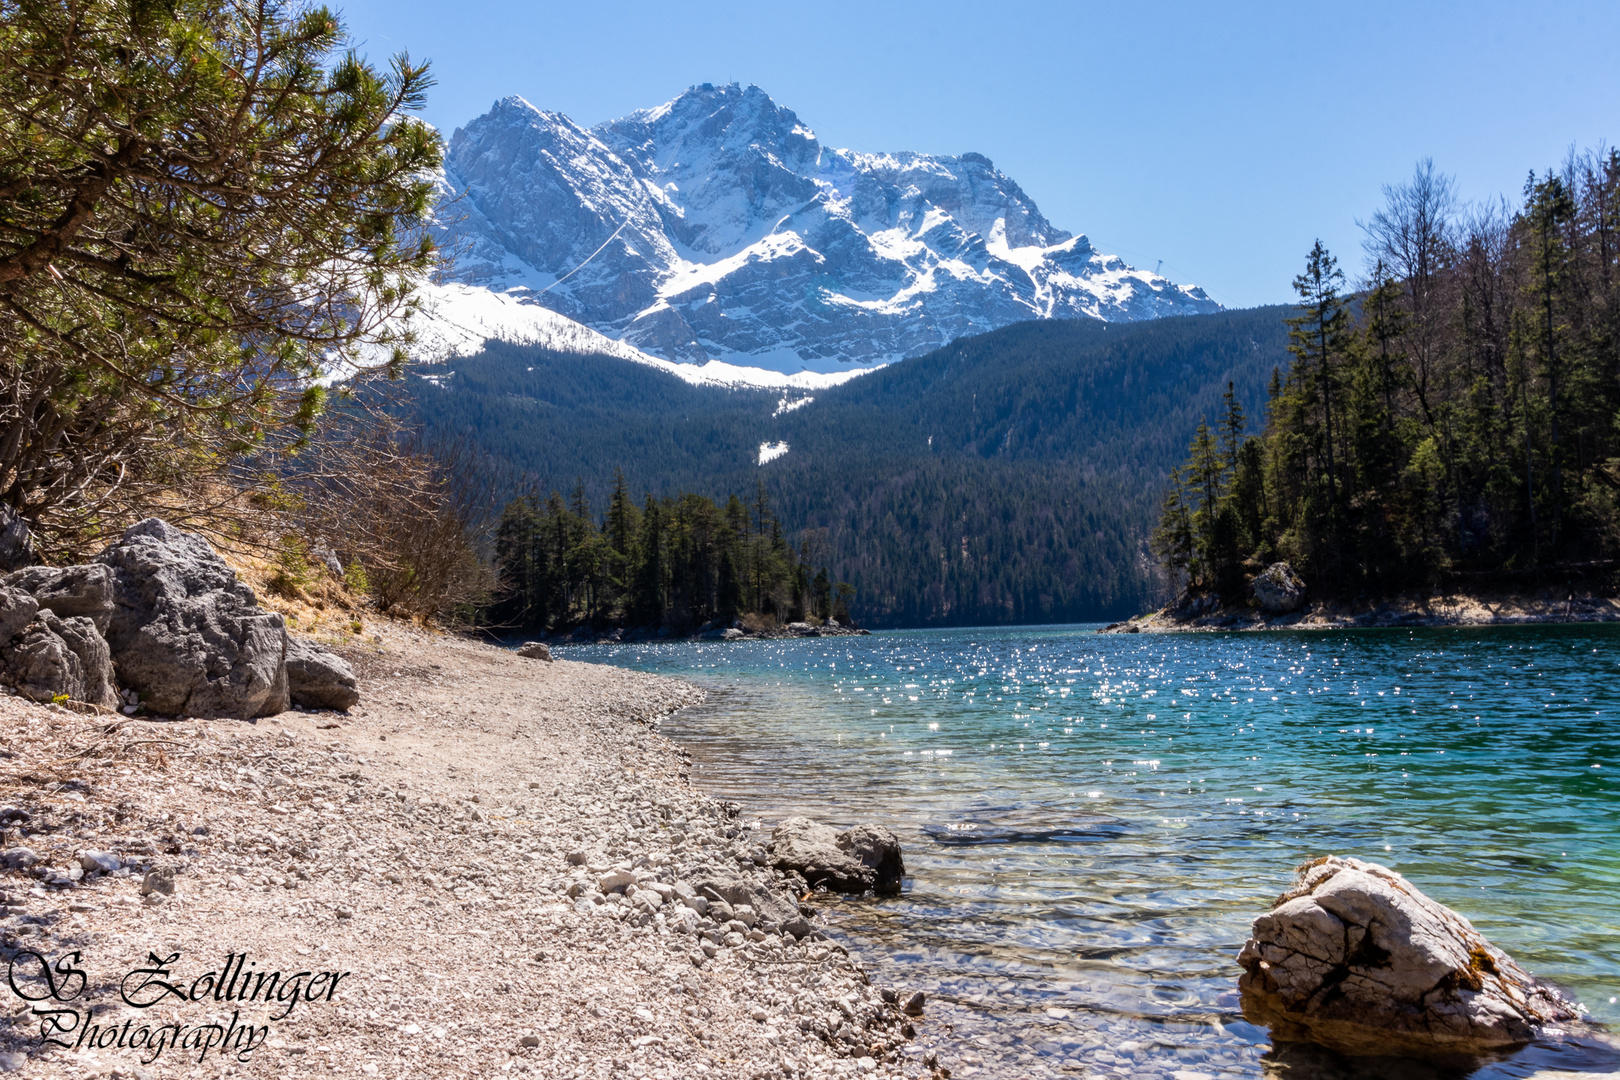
(95, 519), (288, 718)
(768, 817), (906, 896)
(838, 823), (906, 895)
(688, 870), (799, 925)
(1252, 562), (1307, 614)
(1237, 856), (1579, 1057)
(310, 538), (344, 579)
(516, 641), (552, 661)
(4, 563), (114, 632)
(0, 586), (38, 643)
(0, 506), (33, 573)
(0, 610), (118, 709)
(285, 638), (360, 711)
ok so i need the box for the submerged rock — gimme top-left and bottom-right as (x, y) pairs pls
(768, 817), (905, 896)
(1237, 856), (1579, 1057)
(1252, 562), (1307, 614)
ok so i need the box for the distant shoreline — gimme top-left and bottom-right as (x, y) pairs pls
(1100, 593), (1620, 634)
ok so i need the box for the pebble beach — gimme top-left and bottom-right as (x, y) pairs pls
(0, 623), (932, 1079)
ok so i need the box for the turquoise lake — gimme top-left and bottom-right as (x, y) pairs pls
(566, 624), (1620, 1078)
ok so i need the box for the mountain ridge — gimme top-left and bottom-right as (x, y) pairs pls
(425, 83), (1219, 377)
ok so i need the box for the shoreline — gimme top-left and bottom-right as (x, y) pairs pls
(0, 623), (928, 1079)
(1101, 592), (1620, 633)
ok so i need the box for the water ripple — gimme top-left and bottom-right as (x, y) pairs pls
(569, 623), (1620, 1078)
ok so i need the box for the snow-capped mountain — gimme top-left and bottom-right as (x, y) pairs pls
(430, 83), (1218, 377)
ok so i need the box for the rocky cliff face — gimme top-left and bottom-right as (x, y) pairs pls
(433, 83), (1218, 375)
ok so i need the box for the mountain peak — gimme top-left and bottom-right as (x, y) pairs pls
(431, 86), (1219, 375)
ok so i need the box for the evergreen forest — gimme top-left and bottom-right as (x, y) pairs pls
(488, 475), (851, 634)
(414, 308), (1292, 627)
(1155, 154), (1620, 602)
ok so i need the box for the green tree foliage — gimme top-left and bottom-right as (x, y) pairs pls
(1156, 151), (1620, 602)
(488, 485), (845, 634)
(0, 0), (441, 553)
(408, 308), (1293, 626)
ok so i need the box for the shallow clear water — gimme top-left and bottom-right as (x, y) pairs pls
(567, 624), (1620, 1078)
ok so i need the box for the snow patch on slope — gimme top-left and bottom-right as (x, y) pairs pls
(410, 280), (868, 390)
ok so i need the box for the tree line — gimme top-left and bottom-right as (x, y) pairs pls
(489, 474), (852, 634)
(1156, 153), (1620, 602)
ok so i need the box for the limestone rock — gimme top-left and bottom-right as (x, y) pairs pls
(41, 612), (118, 709)
(310, 538), (344, 578)
(0, 506), (33, 573)
(516, 642), (552, 661)
(3, 563), (114, 631)
(687, 871), (800, 925)
(0, 610), (119, 708)
(838, 823), (906, 895)
(96, 518), (288, 718)
(0, 586), (38, 643)
(1237, 856), (1579, 1056)
(140, 866), (176, 896)
(1252, 562), (1307, 614)
(285, 638), (360, 711)
(768, 817), (906, 896)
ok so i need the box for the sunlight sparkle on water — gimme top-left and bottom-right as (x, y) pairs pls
(571, 624), (1620, 1080)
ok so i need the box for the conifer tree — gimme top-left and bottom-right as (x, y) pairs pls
(0, 0), (442, 550)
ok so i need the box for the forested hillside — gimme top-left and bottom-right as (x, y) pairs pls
(1157, 155), (1620, 602)
(408, 307), (1293, 627)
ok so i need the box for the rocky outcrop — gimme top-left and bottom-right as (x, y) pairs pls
(95, 519), (289, 718)
(689, 869), (800, 926)
(1237, 856), (1579, 1057)
(0, 586), (38, 643)
(768, 817), (905, 896)
(0, 506), (33, 573)
(5, 563), (115, 631)
(285, 638), (360, 711)
(0, 520), (363, 717)
(1252, 562), (1307, 614)
(517, 642), (553, 661)
(0, 610), (119, 708)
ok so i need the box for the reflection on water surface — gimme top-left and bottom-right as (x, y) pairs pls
(567, 624), (1620, 1079)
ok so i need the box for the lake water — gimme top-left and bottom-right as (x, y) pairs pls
(566, 624), (1620, 1079)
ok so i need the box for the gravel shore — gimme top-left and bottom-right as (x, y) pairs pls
(0, 624), (931, 1079)
(1102, 592), (1620, 633)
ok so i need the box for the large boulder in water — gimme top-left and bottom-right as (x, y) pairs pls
(768, 817), (905, 896)
(1252, 562), (1307, 614)
(95, 519), (288, 718)
(1237, 856), (1579, 1057)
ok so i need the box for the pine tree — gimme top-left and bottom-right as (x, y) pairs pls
(1286, 240), (1352, 513)
(0, 0), (442, 551)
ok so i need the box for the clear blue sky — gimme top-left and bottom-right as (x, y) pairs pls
(338, 0), (1618, 309)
